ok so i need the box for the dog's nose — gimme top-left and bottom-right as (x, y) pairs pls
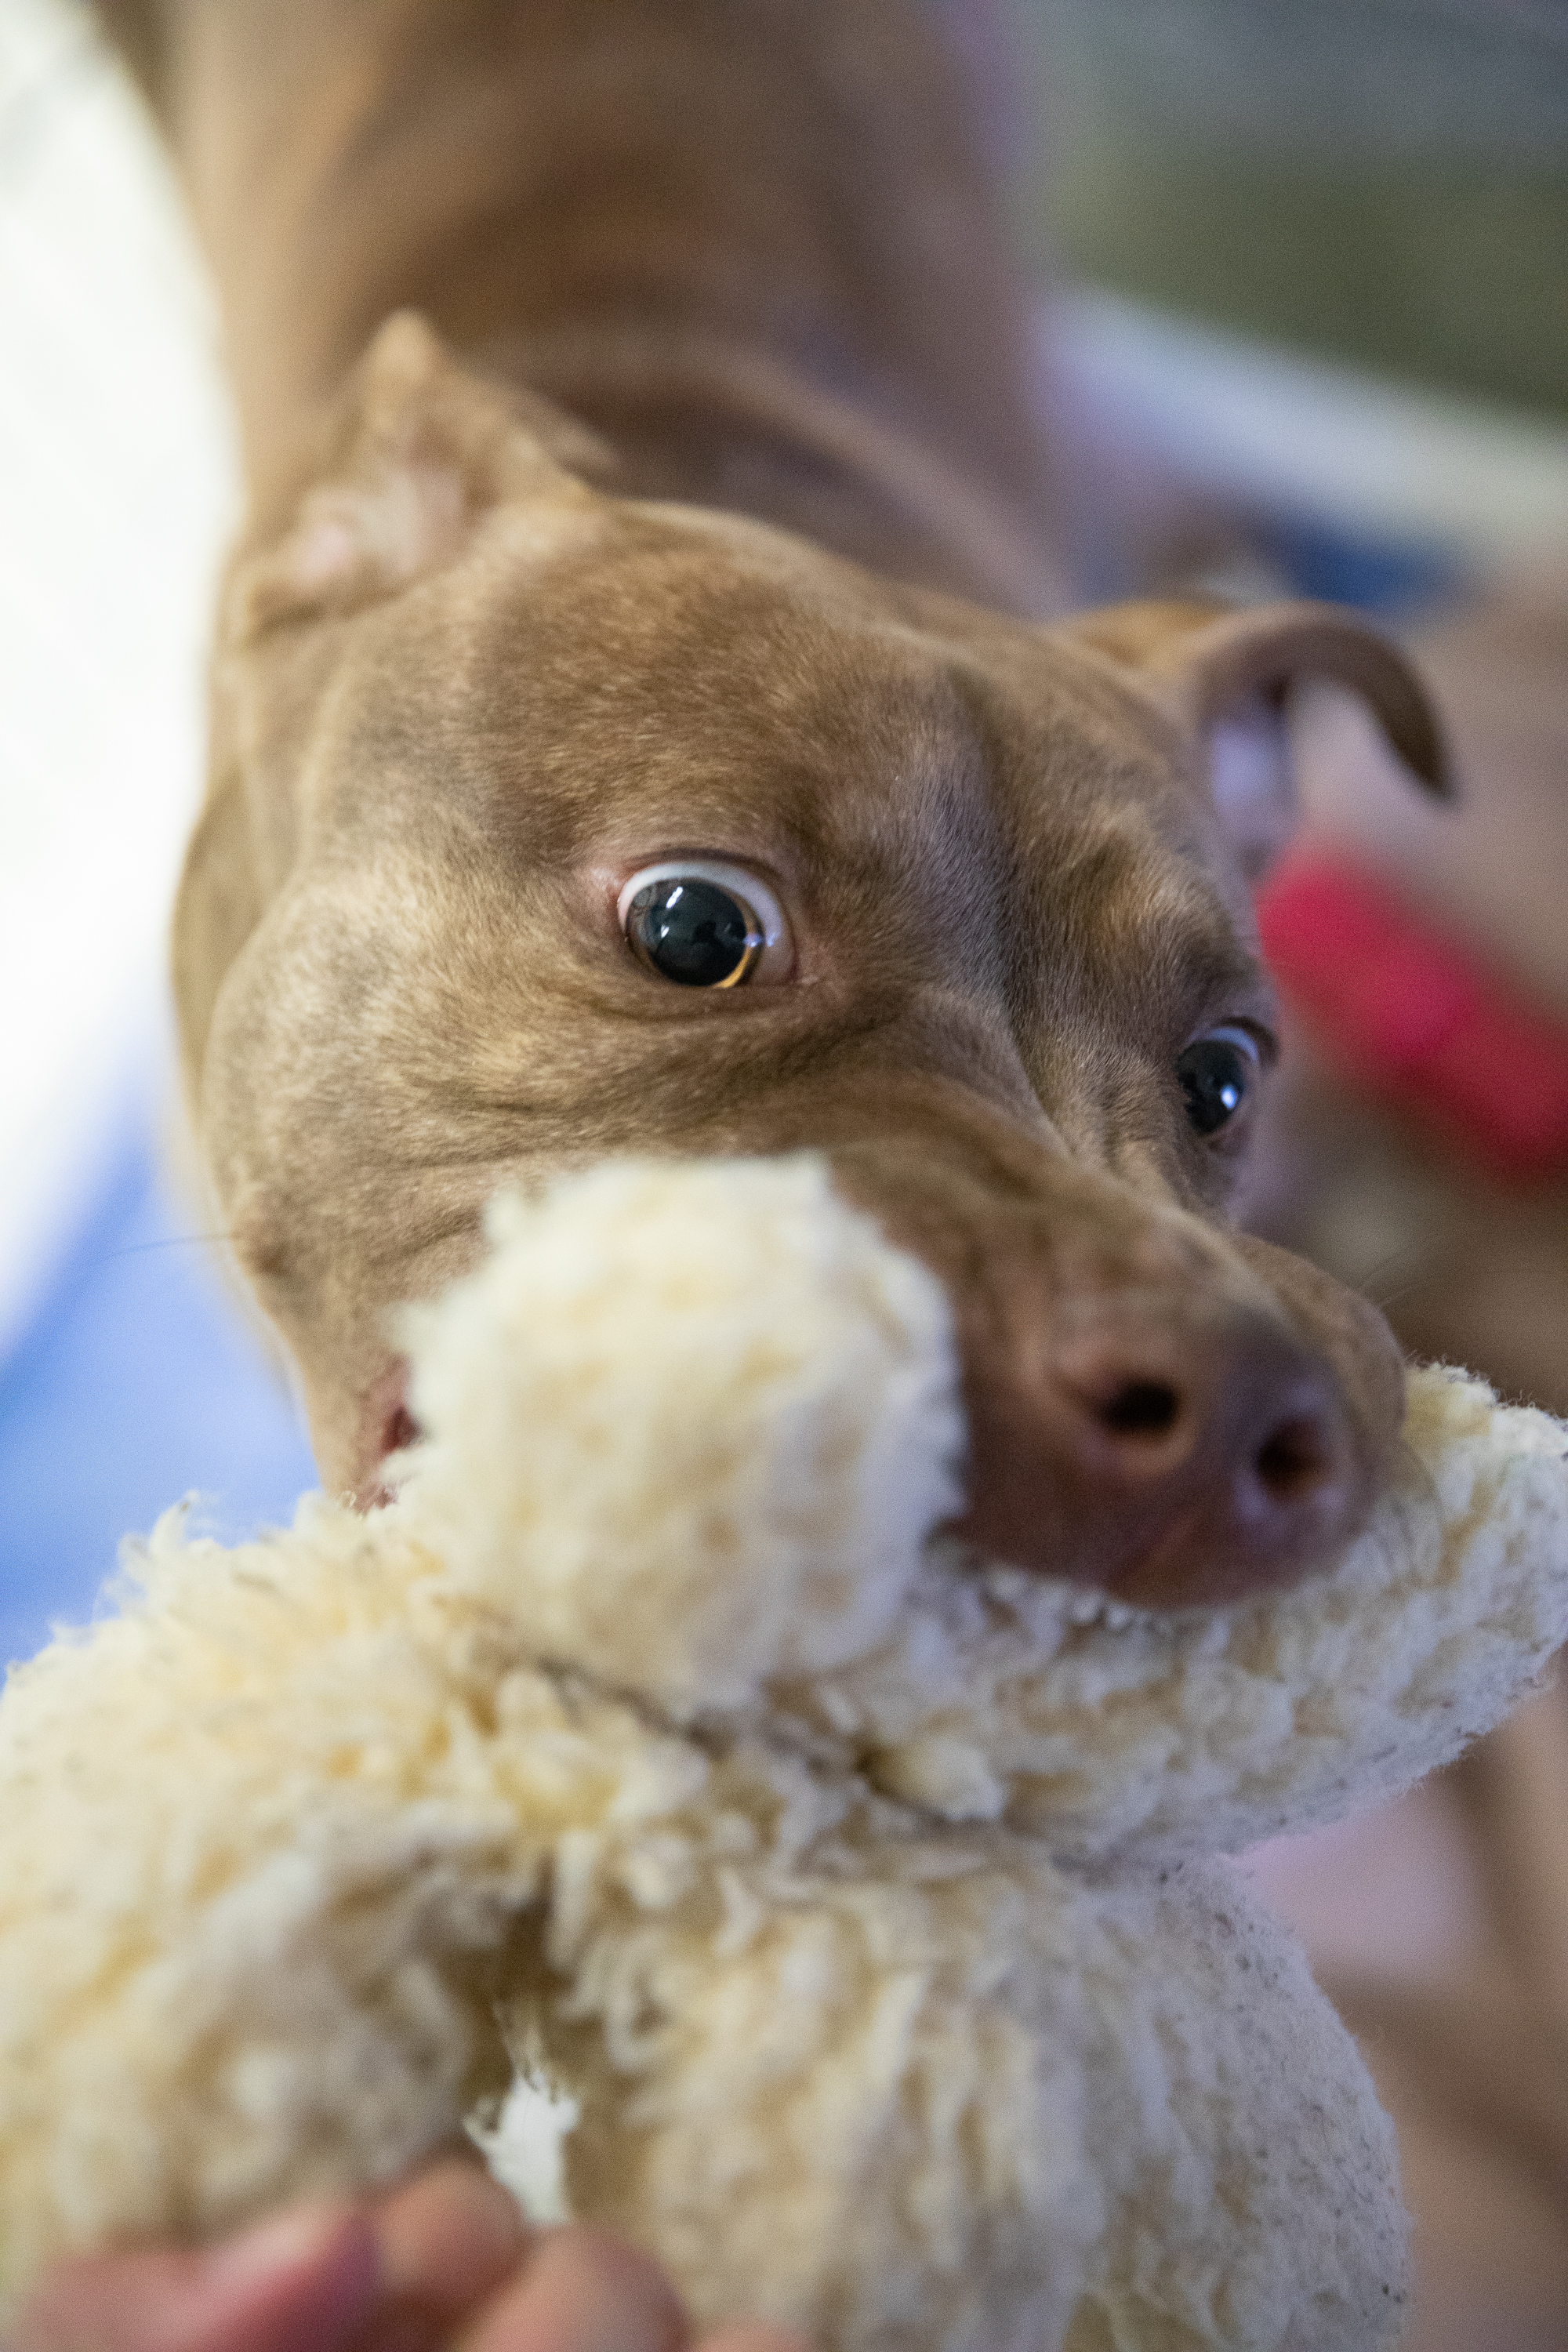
(956, 1308), (1361, 1606)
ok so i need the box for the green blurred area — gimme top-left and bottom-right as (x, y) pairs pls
(1007, 0), (1568, 419)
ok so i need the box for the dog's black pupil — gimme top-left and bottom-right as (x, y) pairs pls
(1176, 1037), (1252, 1135)
(628, 878), (755, 987)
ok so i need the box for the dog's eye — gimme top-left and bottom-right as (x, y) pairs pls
(618, 860), (787, 989)
(1176, 1025), (1261, 1136)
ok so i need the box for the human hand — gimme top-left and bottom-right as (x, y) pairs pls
(11, 2159), (806, 2352)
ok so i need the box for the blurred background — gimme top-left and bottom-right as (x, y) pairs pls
(1022, 0), (1568, 419)
(0, 0), (315, 1669)
(1, 0), (1566, 2343)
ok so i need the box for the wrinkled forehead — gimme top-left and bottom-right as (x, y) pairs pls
(333, 500), (1202, 886)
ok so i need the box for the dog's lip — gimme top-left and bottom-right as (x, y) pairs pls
(351, 1358), (421, 1508)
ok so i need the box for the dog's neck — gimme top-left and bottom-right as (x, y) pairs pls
(136, 0), (1066, 612)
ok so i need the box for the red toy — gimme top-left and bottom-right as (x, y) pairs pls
(1258, 854), (1568, 1185)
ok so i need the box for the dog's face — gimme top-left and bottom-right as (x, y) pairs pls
(183, 318), (1447, 1605)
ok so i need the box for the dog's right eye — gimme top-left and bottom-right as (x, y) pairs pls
(618, 860), (789, 989)
(1176, 1025), (1261, 1137)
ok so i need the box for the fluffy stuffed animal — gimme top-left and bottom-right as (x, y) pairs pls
(2, 1156), (1566, 2352)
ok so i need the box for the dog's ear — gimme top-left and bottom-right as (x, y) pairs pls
(228, 312), (614, 641)
(1065, 597), (1454, 881)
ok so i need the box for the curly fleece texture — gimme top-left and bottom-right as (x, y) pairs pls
(1, 1156), (1565, 2350)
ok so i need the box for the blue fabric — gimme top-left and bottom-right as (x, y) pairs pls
(0, 1108), (317, 1668)
(1254, 515), (1460, 617)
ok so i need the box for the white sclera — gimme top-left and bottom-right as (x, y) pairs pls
(616, 860), (788, 952)
(1195, 1024), (1261, 1065)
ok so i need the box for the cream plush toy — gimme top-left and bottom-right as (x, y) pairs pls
(2, 1157), (1567, 2351)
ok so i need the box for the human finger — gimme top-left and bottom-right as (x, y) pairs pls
(13, 2204), (379, 2352)
(354, 2158), (530, 2351)
(695, 2327), (810, 2352)
(456, 2223), (688, 2352)
(691, 2324), (808, 2343)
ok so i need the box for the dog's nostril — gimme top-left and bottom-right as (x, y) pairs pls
(1254, 1414), (1332, 1502)
(1095, 1378), (1183, 1439)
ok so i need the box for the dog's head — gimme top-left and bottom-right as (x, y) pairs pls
(183, 314), (1449, 1606)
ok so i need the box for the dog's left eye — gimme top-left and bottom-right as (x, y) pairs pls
(618, 860), (789, 989)
(1176, 1025), (1261, 1136)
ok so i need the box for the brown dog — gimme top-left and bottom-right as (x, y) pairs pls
(104, 0), (1450, 1615)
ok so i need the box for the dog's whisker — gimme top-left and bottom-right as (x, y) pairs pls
(85, 1230), (241, 1269)
(1351, 1242), (1436, 1312)
(1372, 1278), (1432, 1316)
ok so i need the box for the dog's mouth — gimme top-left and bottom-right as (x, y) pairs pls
(349, 1335), (1360, 1614)
(336, 1137), (1395, 1609)
(383, 1398), (422, 1459)
(352, 1360), (422, 1508)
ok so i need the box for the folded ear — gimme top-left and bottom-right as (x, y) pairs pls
(228, 311), (615, 641)
(1065, 597), (1454, 881)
